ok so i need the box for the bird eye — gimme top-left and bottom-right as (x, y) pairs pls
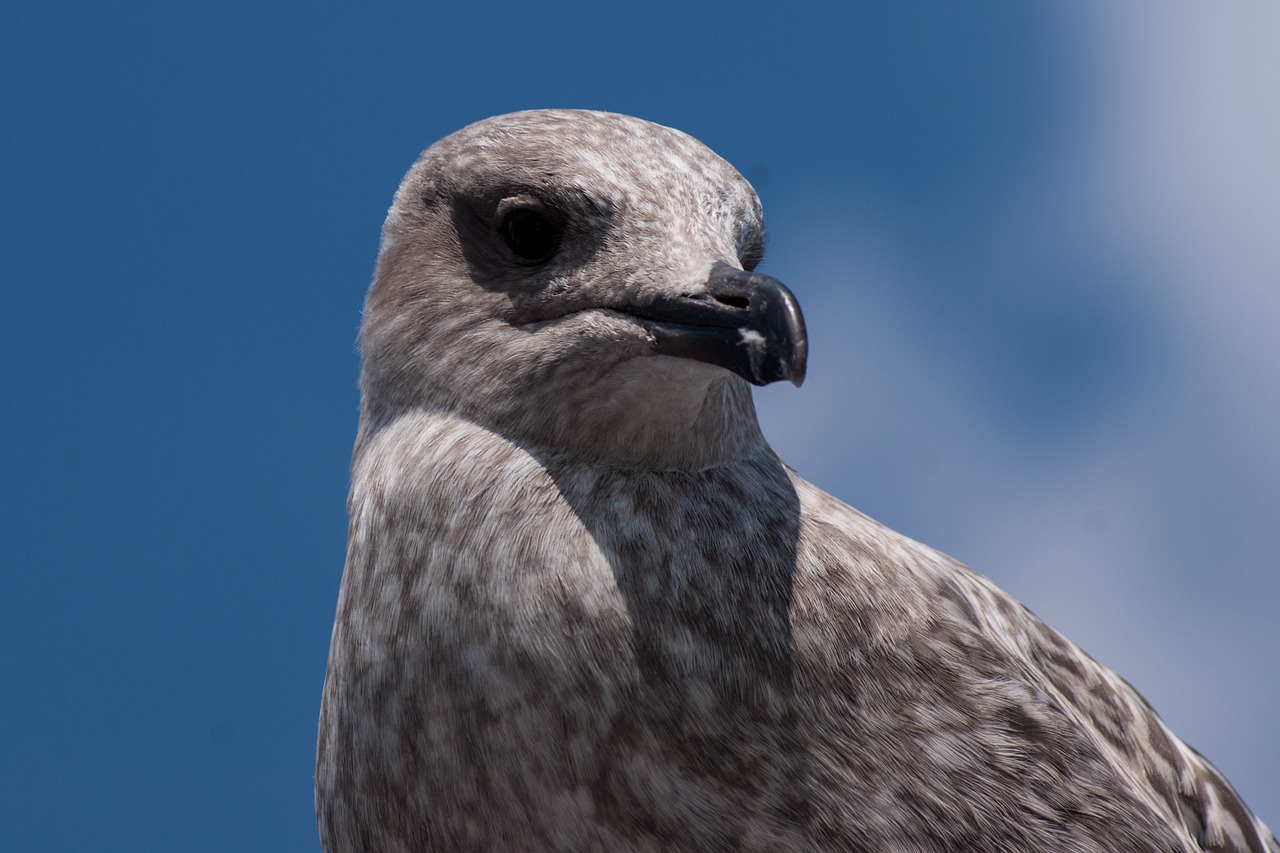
(501, 208), (558, 262)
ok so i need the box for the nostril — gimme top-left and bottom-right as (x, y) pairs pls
(713, 294), (750, 309)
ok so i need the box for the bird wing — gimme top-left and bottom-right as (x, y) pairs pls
(948, 564), (1279, 853)
(789, 476), (1275, 852)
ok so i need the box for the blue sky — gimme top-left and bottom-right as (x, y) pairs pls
(3, 2), (1276, 849)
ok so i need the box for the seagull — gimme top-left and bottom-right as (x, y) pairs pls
(316, 109), (1277, 852)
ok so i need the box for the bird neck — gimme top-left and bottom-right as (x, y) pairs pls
(531, 359), (770, 472)
(358, 358), (770, 473)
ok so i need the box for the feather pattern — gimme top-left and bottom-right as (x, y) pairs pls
(317, 110), (1276, 853)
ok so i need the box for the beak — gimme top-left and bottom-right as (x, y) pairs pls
(629, 261), (807, 387)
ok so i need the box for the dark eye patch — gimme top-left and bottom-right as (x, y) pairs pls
(501, 208), (559, 262)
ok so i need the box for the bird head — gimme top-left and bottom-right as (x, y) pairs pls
(358, 110), (807, 469)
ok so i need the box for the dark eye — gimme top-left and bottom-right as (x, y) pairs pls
(501, 208), (558, 262)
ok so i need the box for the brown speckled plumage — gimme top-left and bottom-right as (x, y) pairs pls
(317, 110), (1277, 852)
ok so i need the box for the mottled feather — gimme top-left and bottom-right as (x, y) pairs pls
(317, 110), (1276, 852)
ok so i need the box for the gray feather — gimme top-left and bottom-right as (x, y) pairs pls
(317, 110), (1277, 853)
